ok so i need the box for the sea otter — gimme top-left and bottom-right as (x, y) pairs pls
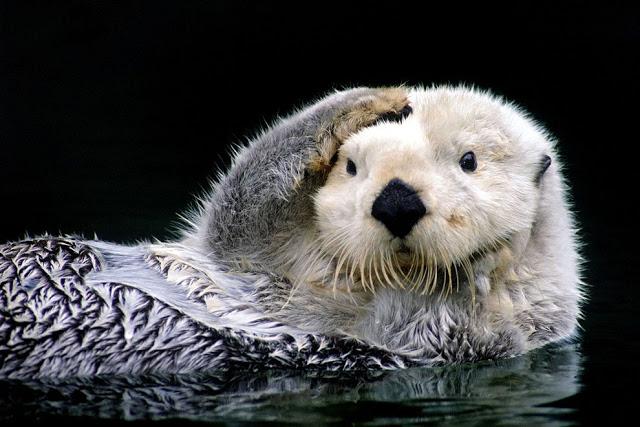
(0, 86), (584, 378)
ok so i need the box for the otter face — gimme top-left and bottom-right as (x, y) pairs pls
(313, 87), (552, 293)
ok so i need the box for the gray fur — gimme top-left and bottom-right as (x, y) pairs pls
(188, 87), (382, 264)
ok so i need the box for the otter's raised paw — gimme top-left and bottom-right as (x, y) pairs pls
(310, 87), (412, 173)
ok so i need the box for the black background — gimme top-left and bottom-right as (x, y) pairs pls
(2, 0), (639, 424)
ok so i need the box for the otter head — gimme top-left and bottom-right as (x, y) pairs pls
(312, 87), (554, 294)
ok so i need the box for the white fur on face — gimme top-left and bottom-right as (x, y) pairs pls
(313, 86), (552, 293)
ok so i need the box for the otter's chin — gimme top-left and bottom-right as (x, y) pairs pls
(395, 252), (413, 268)
(391, 241), (414, 267)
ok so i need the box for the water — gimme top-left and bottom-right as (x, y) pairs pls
(0, 345), (581, 426)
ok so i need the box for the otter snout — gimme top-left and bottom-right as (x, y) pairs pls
(371, 178), (427, 238)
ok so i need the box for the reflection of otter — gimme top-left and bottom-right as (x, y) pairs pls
(0, 345), (582, 423)
(0, 86), (584, 378)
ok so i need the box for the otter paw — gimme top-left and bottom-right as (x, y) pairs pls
(331, 87), (411, 142)
(472, 245), (516, 295)
(310, 87), (411, 173)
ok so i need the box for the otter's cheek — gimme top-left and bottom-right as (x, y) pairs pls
(314, 187), (356, 230)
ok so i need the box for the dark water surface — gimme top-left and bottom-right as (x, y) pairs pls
(0, 345), (581, 426)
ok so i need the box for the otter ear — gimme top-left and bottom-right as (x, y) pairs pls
(308, 88), (411, 175)
(535, 154), (552, 185)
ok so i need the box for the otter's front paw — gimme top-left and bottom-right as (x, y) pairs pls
(310, 87), (412, 173)
(472, 246), (516, 296)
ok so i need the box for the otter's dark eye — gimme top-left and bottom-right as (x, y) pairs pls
(459, 151), (477, 172)
(346, 159), (357, 176)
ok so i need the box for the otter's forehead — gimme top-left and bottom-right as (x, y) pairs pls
(408, 86), (552, 152)
(342, 86), (550, 161)
(342, 88), (507, 157)
(407, 87), (508, 141)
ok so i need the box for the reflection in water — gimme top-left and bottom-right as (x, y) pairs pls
(0, 344), (581, 425)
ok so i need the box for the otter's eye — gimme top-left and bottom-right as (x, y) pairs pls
(346, 159), (357, 176)
(459, 151), (477, 172)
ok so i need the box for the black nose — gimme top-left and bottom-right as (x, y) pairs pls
(371, 178), (427, 238)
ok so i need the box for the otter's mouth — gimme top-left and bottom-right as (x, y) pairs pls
(383, 236), (511, 294)
(395, 243), (413, 265)
(321, 235), (511, 295)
